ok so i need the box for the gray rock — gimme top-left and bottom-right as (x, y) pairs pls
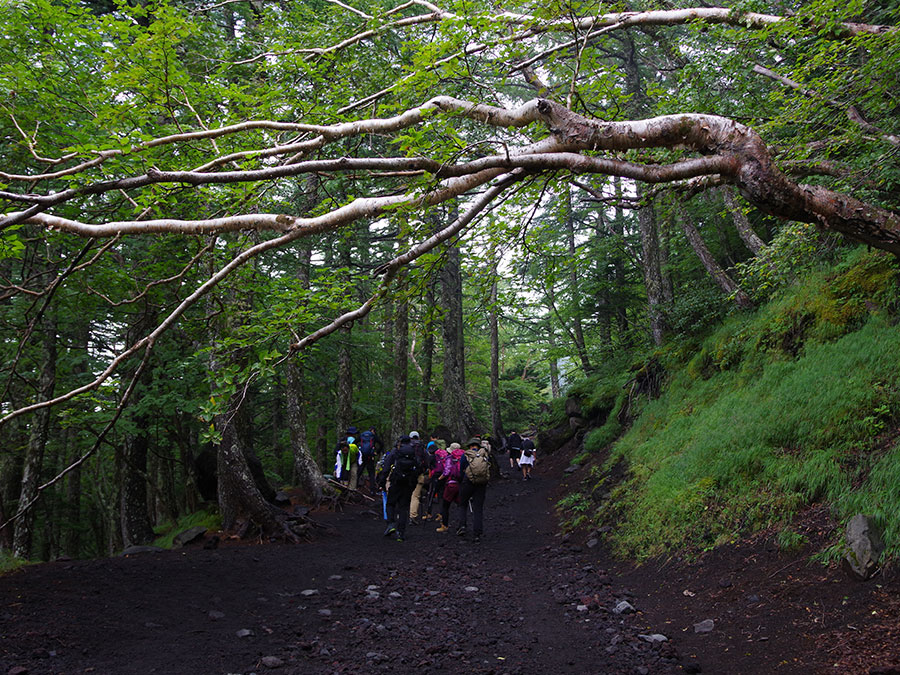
(236, 629), (253, 638)
(300, 589), (319, 597)
(317, 609), (332, 617)
(261, 655), (284, 668)
(564, 465), (580, 474)
(638, 634), (668, 644)
(694, 619), (715, 633)
(612, 600), (634, 615)
(173, 526), (207, 548)
(208, 610), (225, 621)
(464, 586), (479, 593)
(586, 538), (599, 549)
(843, 514), (884, 580)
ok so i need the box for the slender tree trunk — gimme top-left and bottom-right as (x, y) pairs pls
(564, 188), (593, 373)
(420, 282), (435, 432)
(336, 242), (353, 438)
(677, 207), (755, 310)
(723, 187), (766, 255)
(489, 278), (505, 446)
(547, 329), (561, 399)
(612, 178), (629, 344)
(12, 313), (56, 559)
(390, 284), (409, 445)
(638, 189), (668, 346)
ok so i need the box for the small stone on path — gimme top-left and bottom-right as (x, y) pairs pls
(300, 589), (319, 597)
(261, 656), (283, 668)
(236, 628), (253, 638)
(638, 633), (668, 644)
(694, 619), (715, 633)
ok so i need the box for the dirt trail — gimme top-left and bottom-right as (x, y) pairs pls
(2, 445), (897, 674)
(1, 455), (682, 675)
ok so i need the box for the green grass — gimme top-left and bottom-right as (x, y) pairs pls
(0, 551), (30, 576)
(567, 248), (900, 562)
(152, 508), (222, 549)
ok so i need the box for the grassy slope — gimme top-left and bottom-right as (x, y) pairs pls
(568, 248), (900, 562)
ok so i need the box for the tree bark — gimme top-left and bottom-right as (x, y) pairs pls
(12, 312), (56, 559)
(489, 278), (504, 446)
(420, 281), (435, 434)
(286, 245), (327, 503)
(119, 410), (156, 548)
(564, 188), (593, 373)
(389, 281), (409, 445)
(638, 189), (668, 347)
(440, 229), (478, 443)
(722, 186), (766, 255)
(547, 329), (561, 399)
(335, 241), (354, 439)
(677, 207), (755, 310)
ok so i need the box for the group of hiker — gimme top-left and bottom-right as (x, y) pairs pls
(333, 426), (537, 543)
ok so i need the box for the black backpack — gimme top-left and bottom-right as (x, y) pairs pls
(393, 442), (419, 479)
(522, 438), (535, 457)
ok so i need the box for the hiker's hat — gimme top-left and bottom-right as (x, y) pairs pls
(409, 430), (420, 439)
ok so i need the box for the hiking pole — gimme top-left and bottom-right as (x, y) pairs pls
(381, 490), (388, 520)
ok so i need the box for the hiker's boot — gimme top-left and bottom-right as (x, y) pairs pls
(436, 524), (450, 533)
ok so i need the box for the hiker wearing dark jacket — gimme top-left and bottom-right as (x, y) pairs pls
(507, 431), (523, 470)
(382, 436), (422, 542)
(456, 438), (490, 542)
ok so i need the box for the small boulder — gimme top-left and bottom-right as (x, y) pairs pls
(612, 600), (635, 615)
(173, 526), (207, 548)
(693, 619), (715, 633)
(638, 634), (668, 644)
(843, 514), (884, 580)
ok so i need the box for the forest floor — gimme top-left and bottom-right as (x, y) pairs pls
(2, 439), (900, 675)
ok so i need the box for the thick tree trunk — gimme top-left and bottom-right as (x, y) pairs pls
(120, 412), (156, 547)
(12, 313), (56, 559)
(638, 190), (668, 347)
(440, 235), (478, 444)
(678, 207), (755, 310)
(286, 246), (327, 503)
(215, 394), (280, 533)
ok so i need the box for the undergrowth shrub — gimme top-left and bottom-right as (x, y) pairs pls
(153, 507), (222, 549)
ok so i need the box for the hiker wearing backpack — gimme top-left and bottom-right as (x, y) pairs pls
(422, 433), (443, 521)
(455, 437), (491, 541)
(334, 439), (350, 484)
(507, 430), (523, 470)
(436, 442), (465, 532)
(381, 435), (422, 542)
(407, 431), (429, 524)
(519, 434), (536, 480)
(358, 428), (379, 492)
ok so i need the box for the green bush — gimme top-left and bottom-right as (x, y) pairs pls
(153, 508), (222, 549)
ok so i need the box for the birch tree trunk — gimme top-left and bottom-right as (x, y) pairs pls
(677, 207), (755, 310)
